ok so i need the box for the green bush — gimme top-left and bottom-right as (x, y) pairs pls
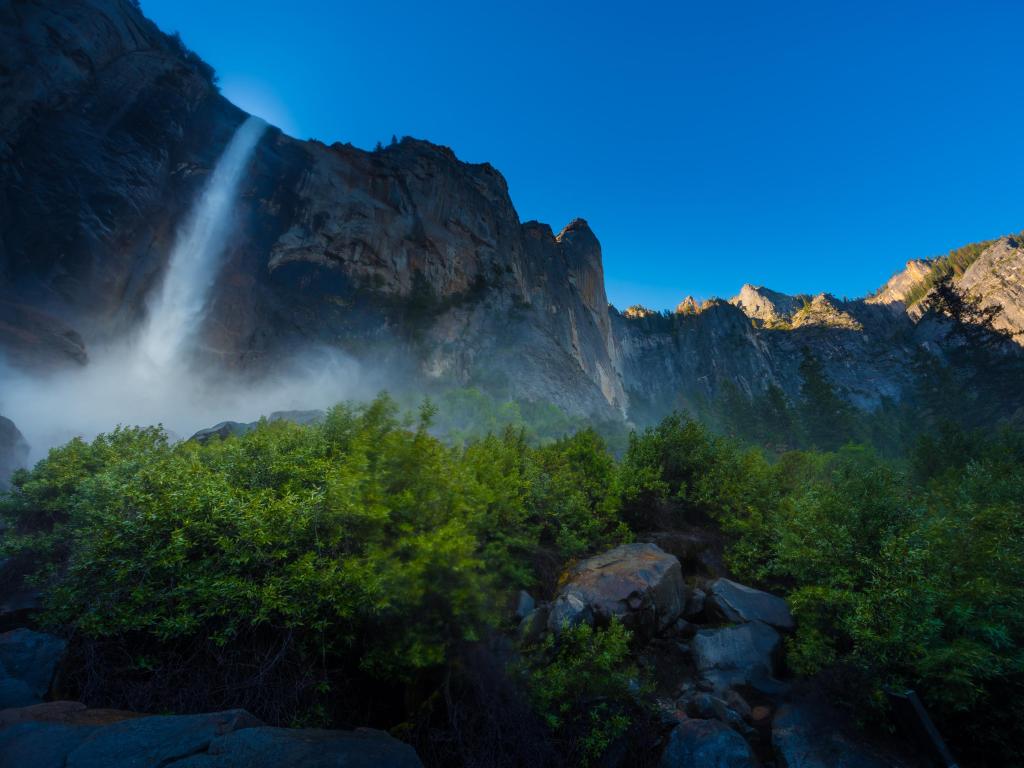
(520, 620), (643, 766)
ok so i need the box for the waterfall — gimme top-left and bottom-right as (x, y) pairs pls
(138, 116), (266, 368)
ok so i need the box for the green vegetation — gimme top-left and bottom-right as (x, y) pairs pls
(2, 380), (1022, 765)
(520, 620), (643, 766)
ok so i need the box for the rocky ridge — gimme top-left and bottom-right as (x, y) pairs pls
(1, 0), (1023, 427)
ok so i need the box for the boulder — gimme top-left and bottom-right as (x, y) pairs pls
(171, 725), (423, 767)
(0, 705), (424, 768)
(0, 415), (29, 489)
(658, 718), (758, 767)
(0, 721), (98, 768)
(64, 709), (263, 768)
(707, 579), (794, 630)
(0, 629), (66, 708)
(772, 700), (909, 768)
(547, 543), (686, 636)
(691, 621), (781, 692)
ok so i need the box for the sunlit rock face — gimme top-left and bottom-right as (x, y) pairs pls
(958, 237), (1024, 342)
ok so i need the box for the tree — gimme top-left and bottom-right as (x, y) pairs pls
(797, 349), (858, 450)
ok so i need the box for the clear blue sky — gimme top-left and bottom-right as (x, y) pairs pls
(142, 0), (1024, 310)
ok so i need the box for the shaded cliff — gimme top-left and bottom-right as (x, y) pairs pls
(1, 0), (1023, 427)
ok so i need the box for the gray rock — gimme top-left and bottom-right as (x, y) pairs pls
(691, 621), (781, 692)
(548, 543), (686, 637)
(658, 718), (757, 767)
(0, 629), (66, 708)
(0, 416), (29, 490)
(172, 725), (423, 768)
(65, 709), (263, 768)
(707, 578), (794, 630)
(773, 700), (908, 768)
(0, 706), (424, 768)
(546, 591), (593, 634)
(0, 721), (98, 768)
(514, 590), (535, 620)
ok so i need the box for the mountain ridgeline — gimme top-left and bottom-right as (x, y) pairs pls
(2, 0), (1023, 440)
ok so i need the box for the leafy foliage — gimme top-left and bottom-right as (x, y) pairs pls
(520, 620), (643, 766)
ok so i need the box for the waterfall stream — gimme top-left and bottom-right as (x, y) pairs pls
(138, 116), (266, 368)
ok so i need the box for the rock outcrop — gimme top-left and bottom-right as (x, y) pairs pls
(958, 236), (1024, 341)
(0, 705), (423, 768)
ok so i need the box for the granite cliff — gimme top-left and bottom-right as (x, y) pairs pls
(2, 0), (1023, 428)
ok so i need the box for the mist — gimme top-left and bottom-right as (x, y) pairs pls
(0, 343), (373, 465)
(0, 114), (372, 467)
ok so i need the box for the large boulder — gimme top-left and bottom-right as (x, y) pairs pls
(0, 705), (424, 768)
(0, 629), (66, 708)
(172, 725), (423, 767)
(548, 543), (686, 636)
(707, 579), (794, 630)
(658, 718), (757, 767)
(691, 621), (781, 692)
(0, 415), (29, 489)
(772, 700), (910, 768)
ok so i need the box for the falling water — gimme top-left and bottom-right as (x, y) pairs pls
(138, 116), (266, 368)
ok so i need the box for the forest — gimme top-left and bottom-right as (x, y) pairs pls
(3, 367), (1021, 766)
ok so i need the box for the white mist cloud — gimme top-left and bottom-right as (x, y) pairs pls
(0, 343), (370, 465)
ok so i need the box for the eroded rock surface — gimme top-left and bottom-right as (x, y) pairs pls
(548, 543), (685, 636)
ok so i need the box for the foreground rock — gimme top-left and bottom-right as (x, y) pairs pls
(0, 629), (66, 708)
(691, 621), (781, 693)
(548, 543), (685, 637)
(707, 578), (794, 631)
(658, 718), (757, 767)
(0, 705), (423, 768)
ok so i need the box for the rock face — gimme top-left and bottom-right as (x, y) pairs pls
(0, 416), (29, 489)
(707, 579), (794, 631)
(658, 718), (757, 768)
(548, 543), (686, 636)
(958, 236), (1024, 341)
(0, 706), (423, 768)
(730, 284), (803, 326)
(0, 629), (66, 709)
(1, 0), (1023, 425)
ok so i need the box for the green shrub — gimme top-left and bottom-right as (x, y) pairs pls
(521, 620), (643, 766)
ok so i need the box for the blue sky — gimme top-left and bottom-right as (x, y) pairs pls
(142, 0), (1024, 310)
